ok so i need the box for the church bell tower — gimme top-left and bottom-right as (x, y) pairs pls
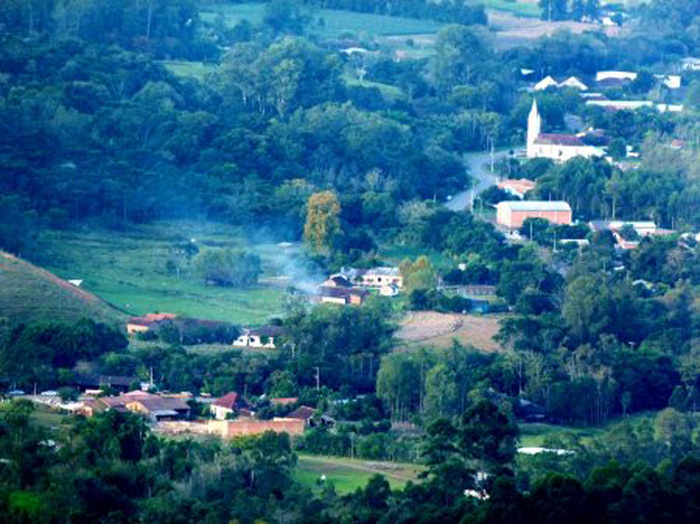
(527, 99), (541, 157)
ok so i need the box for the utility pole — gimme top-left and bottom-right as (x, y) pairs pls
(314, 367), (320, 391)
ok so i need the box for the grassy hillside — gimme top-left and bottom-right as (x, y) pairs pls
(35, 222), (294, 325)
(0, 251), (126, 327)
(200, 3), (443, 37)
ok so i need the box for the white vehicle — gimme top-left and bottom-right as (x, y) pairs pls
(7, 389), (25, 396)
(40, 390), (58, 397)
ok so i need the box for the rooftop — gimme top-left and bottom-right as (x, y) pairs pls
(534, 133), (585, 147)
(497, 201), (572, 212)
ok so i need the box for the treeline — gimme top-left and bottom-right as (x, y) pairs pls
(539, 0), (602, 22)
(303, 0), (487, 25)
(0, 0), (215, 59)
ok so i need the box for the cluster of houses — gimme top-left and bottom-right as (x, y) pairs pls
(78, 388), (328, 438)
(318, 267), (403, 305)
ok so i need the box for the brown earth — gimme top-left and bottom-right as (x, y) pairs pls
(396, 311), (506, 352)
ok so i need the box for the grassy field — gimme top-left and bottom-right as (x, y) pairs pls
(161, 60), (216, 80)
(295, 454), (424, 494)
(0, 251), (125, 327)
(201, 3), (443, 37)
(482, 0), (541, 17)
(36, 221), (294, 326)
(518, 413), (658, 447)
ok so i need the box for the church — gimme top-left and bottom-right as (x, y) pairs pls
(527, 100), (605, 162)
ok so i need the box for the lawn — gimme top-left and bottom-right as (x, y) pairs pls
(200, 3), (443, 37)
(161, 60), (216, 80)
(481, 0), (541, 18)
(295, 454), (424, 494)
(518, 413), (658, 448)
(0, 402), (70, 431)
(36, 221), (293, 326)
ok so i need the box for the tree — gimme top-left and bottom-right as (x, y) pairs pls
(539, 0), (569, 21)
(303, 191), (342, 255)
(194, 248), (262, 287)
(432, 24), (491, 94)
(400, 256), (438, 292)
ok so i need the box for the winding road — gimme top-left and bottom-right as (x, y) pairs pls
(446, 149), (516, 212)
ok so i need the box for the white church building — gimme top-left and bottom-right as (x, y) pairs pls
(527, 100), (605, 162)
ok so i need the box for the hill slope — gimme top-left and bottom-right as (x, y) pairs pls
(0, 252), (126, 327)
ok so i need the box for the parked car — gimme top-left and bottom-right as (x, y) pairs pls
(7, 390), (25, 396)
(40, 390), (58, 397)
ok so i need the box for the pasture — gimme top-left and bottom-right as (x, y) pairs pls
(200, 3), (443, 37)
(36, 221), (295, 326)
(295, 454), (424, 494)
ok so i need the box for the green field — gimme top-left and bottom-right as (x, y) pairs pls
(36, 222), (292, 325)
(481, 0), (541, 17)
(201, 3), (443, 37)
(518, 413), (658, 448)
(161, 60), (216, 80)
(295, 454), (424, 494)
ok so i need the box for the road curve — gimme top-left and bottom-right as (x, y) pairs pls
(445, 149), (515, 212)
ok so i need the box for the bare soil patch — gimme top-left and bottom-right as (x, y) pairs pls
(397, 311), (506, 352)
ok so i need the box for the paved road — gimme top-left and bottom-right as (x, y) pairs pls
(445, 149), (514, 212)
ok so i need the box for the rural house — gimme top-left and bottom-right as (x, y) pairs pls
(318, 286), (369, 305)
(208, 418), (306, 438)
(233, 326), (285, 349)
(211, 392), (250, 420)
(86, 391), (191, 422)
(340, 267), (404, 289)
(497, 179), (537, 199)
(496, 201), (572, 229)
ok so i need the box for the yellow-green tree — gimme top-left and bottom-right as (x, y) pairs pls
(303, 191), (342, 254)
(400, 256), (438, 292)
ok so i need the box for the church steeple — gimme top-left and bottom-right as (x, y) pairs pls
(527, 99), (542, 158)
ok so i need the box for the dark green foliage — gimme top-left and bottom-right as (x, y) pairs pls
(194, 248), (262, 287)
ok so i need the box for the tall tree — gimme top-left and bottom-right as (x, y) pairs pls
(303, 191), (342, 255)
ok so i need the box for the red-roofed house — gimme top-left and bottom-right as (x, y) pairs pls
(497, 179), (537, 199)
(287, 405), (316, 426)
(211, 392), (249, 420)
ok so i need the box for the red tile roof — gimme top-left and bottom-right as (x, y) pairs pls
(213, 392), (241, 410)
(287, 405), (316, 421)
(535, 134), (585, 146)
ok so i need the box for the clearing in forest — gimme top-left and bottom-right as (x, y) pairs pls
(396, 311), (505, 352)
(295, 455), (424, 494)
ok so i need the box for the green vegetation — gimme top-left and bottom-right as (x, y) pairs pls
(161, 60), (216, 79)
(481, 0), (542, 17)
(35, 224), (288, 325)
(295, 454), (422, 494)
(201, 3), (443, 36)
(0, 251), (125, 327)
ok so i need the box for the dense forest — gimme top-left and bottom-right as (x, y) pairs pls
(1, 0), (700, 523)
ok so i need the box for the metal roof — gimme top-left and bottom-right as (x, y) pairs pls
(497, 201), (571, 212)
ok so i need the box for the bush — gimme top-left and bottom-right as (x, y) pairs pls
(194, 248), (262, 287)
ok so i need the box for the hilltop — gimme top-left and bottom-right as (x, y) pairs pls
(0, 251), (126, 327)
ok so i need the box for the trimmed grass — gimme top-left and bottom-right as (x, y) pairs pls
(161, 60), (216, 80)
(0, 403), (70, 431)
(295, 454), (424, 494)
(36, 222), (291, 325)
(481, 0), (541, 18)
(343, 74), (405, 100)
(201, 3), (443, 37)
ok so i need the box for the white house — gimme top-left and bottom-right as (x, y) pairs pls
(527, 100), (605, 161)
(534, 76), (588, 91)
(233, 326), (285, 349)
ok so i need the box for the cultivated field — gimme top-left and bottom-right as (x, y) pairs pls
(396, 311), (505, 352)
(295, 454), (424, 494)
(36, 221), (297, 325)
